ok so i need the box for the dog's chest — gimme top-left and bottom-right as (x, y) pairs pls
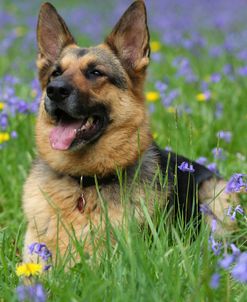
(22, 156), (162, 260)
(23, 164), (120, 236)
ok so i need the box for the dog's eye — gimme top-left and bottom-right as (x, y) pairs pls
(91, 70), (102, 76)
(86, 69), (104, 79)
(51, 68), (62, 78)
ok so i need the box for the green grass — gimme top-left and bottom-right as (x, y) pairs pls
(1, 1), (247, 301)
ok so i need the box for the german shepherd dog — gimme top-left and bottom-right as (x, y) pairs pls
(23, 1), (236, 263)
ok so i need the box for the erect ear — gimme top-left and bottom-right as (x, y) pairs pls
(37, 2), (75, 63)
(105, 1), (150, 73)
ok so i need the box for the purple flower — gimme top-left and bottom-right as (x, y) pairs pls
(225, 174), (247, 193)
(16, 284), (46, 302)
(235, 205), (245, 215)
(17, 100), (29, 114)
(211, 73), (221, 83)
(28, 242), (52, 262)
(215, 103), (223, 119)
(216, 131), (232, 143)
(237, 50), (247, 61)
(11, 131), (18, 138)
(196, 157), (208, 165)
(227, 205), (245, 221)
(229, 211), (237, 221)
(161, 89), (180, 107)
(212, 147), (226, 160)
(0, 113), (8, 129)
(209, 46), (223, 58)
(173, 56), (197, 83)
(209, 235), (222, 256)
(207, 163), (219, 174)
(28, 242), (36, 254)
(227, 206), (233, 216)
(230, 243), (241, 256)
(39, 249), (52, 262)
(178, 162), (195, 173)
(3, 86), (15, 100)
(155, 81), (167, 93)
(210, 273), (220, 289)
(151, 52), (162, 62)
(231, 252), (247, 283)
(4, 74), (19, 85)
(237, 65), (247, 76)
(222, 64), (234, 76)
(211, 218), (217, 233)
(44, 265), (52, 271)
(204, 91), (211, 101)
(200, 203), (213, 216)
(218, 254), (235, 269)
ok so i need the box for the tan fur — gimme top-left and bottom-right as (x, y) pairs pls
(199, 178), (238, 234)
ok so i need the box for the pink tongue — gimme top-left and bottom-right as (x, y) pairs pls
(49, 120), (82, 150)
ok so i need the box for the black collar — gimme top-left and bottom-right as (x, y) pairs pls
(70, 174), (118, 188)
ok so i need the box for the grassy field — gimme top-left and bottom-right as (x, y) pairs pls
(0, 0), (247, 301)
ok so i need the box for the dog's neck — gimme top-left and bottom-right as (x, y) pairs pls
(69, 143), (160, 188)
(70, 173), (118, 188)
(38, 143), (160, 189)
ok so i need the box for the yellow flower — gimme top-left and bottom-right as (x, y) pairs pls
(166, 106), (176, 114)
(0, 132), (10, 144)
(146, 91), (160, 102)
(150, 41), (161, 52)
(152, 132), (158, 140)
(0, 102), (4, 110)
(196, 93), (206, 102)
(196, 92), (210, 102)
(16, 263), (42, 277)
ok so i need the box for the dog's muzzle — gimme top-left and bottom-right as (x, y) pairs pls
(44, 80), (110, 152)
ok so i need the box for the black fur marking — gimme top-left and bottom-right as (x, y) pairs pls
(71, 174), (118, 188)
(153, 143), (216, 225)
(74, 48), (89, 58)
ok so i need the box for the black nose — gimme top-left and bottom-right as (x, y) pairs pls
(46, 81), (72, 102)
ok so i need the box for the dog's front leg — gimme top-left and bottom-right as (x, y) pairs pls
(23, 224), (41, 263)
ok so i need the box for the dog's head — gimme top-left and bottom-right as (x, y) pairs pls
(36, 1), (152, 176)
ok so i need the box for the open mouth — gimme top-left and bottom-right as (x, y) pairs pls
(49, 109), (108, 151)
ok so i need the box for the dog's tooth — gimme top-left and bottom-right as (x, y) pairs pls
(87, 116), (94, 125)
(85, 117), (94, 129)
(80, 125), (86, 131)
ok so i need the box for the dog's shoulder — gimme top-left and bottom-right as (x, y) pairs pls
(151, 142), (216, 221)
